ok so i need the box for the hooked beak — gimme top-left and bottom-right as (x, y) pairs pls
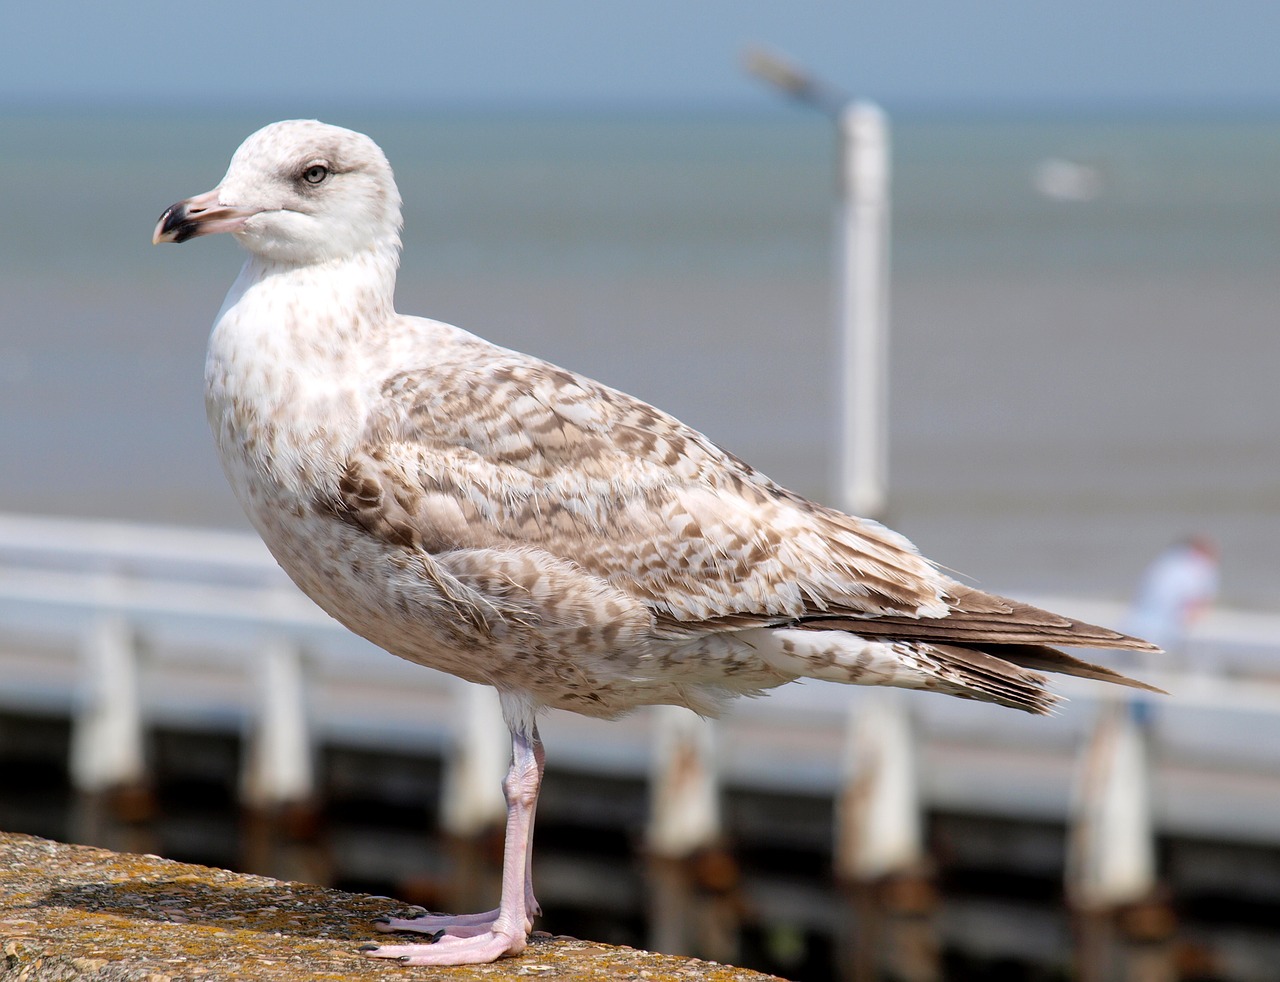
(152, 188), (262, 244)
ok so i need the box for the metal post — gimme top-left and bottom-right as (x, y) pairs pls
(744, 48), (892, 519)
(836, 103), (891, 519)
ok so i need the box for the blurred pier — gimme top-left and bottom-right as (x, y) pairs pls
(3, 511), (1280, 979)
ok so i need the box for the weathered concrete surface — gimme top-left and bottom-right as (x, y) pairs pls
(0, 833), (784, 982)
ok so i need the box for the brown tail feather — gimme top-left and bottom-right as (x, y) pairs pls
(923, 644), (1058, 715)
(913, 638), (1163, 716)
(983, 643), (1166, 695)
(809, 585), (1160, 653)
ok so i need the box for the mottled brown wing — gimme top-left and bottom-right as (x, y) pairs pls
(336, 347), (948, 626)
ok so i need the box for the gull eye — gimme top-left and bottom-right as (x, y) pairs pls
(301, 163), (330, 185)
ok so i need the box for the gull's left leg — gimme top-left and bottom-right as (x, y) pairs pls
(372, 732), (545, 938)
(362, 721), (544, 965)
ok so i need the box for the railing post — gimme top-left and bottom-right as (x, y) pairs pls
(69, 614), (155, 853)
(646, 706), (738, 963)
(835, 693), (938, 982)
(239, 637), (324, 883)
(440, 681), (509, 915)
(1067, 699), (1175, 982)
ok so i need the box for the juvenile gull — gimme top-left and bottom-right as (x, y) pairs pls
(154, 119), (1158, 965)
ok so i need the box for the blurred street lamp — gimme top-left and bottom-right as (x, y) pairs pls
(745, 48), (891, 520)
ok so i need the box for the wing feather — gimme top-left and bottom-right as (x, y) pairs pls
(333, 341), (947, 625)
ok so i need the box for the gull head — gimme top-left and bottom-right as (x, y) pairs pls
(153, 119), (403, 266)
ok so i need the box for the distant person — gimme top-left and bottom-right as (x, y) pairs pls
(1126, 536), (1220, 659)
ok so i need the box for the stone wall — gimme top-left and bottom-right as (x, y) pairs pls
(0, 833), (782, 982)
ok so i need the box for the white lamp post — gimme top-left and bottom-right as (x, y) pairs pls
(745, 49), (891, 519)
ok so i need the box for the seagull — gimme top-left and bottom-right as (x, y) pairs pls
(154, 119), (1158, 965)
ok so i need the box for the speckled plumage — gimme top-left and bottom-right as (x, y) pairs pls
(156, 120), (1157, 964)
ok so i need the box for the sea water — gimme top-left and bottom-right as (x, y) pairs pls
(1, 110), (1277, 606)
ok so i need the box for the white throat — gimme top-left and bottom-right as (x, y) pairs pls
(203, 244), (399, 517)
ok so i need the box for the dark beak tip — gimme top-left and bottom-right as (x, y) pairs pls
(153, 202), (188, 245)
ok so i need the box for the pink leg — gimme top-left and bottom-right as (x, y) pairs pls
(363, 723), (544, 965)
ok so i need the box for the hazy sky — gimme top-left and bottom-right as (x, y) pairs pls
(5, 1), (1280, 113)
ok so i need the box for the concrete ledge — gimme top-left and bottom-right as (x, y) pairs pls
(0, 833), (782, 982)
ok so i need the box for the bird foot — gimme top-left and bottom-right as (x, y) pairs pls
(360, 928), (527, 965)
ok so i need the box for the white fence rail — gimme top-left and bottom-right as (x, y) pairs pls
(2, 511), (1280, 849)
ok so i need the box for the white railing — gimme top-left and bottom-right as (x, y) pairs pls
(2, 510), (1279, 854)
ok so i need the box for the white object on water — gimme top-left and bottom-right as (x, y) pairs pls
(1032, 158), (1104, 202)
